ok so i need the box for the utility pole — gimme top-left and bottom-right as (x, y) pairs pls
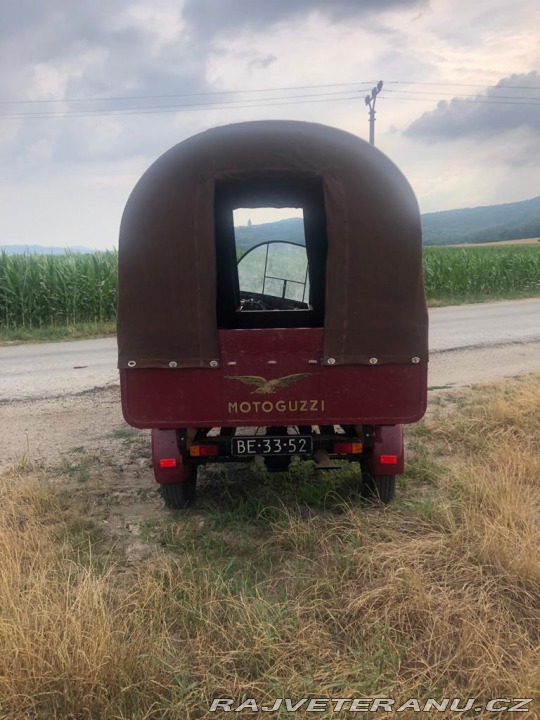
(364, 80), (383, 146)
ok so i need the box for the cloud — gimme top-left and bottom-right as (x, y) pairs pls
(1, 0), (539, 250)
(247, 54), (277, 72)
(404, 72), (540, 141)
(0, 1), (206, 100)
(0, 0), (217, 170)
(183, 0), (425, 36)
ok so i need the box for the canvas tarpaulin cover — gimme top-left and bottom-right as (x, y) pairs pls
(117, 120), (428, 369)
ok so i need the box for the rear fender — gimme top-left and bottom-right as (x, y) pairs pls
(151, 429), (190, 484)
(368, 424), (404, 475)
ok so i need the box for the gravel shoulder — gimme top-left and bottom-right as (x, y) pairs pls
(2, 340), (540, 471)
(1, 340), (539, 542)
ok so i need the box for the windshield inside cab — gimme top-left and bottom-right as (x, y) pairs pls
(237, 241), (310, 311)
(233, 208), (309, 312)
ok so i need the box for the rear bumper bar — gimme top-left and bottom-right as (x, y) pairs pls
(151, 424), (405, 483)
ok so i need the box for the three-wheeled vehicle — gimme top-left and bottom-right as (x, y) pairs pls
(118, 120), (428, 508)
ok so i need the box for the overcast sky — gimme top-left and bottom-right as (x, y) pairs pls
(0, 0), (538, 249)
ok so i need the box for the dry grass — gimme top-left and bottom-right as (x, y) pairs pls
(1, 376), (539, 718)
(0, 472), (173, 719)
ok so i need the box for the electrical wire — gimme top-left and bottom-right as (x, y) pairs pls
(0, 95), (358, 120)
(1, 80), (538, 120)
(380, 96), (540, 106)
(0, 81), (375, 105)
(1, 79), (538, 107)
(385, 89), (540, 101)
(0, 90), (359, 119)
(387, 80), (540, 91)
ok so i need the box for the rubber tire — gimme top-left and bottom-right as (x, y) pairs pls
(361, 472), (396, 505)
(160, 471), (197, 509)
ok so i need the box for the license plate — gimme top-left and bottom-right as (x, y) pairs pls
(231, 435), (313, 457)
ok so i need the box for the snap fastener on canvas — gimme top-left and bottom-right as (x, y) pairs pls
(169, 361), (177, 368)
(412, 356), (420, 363)
(127, 361), (136, 367)
(369, 357), (378, 364)
(327, 357), (336, 365)
(210, 360), (219, 367)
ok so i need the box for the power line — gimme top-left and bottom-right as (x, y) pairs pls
(1, 84), (539, 121)
(3, 95), (539, 121)
(0, 95), (358, 120)
(0, 89), (358, 118)
(387, 80), (540, 91)
(386, 89), (540, 101)
(0, 81), (374, 106)
(380, 96), (540, 106)
(1, 78), (538, 106)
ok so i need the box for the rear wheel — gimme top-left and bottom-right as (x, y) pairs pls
(160, 468), (197, 509)
(361, 468), (396, 504)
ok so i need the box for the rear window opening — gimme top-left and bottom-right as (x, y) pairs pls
(215, 180), (327, 329)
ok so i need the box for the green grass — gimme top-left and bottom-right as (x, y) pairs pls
(109, 427), (139, 441)
(58, 451), (101, 484)
(1, 246), (539, 338)
(0, 321), (116, 345)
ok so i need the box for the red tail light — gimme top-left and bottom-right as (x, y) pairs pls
(159, 458), (177, 468)
(379, 454), (398, 465)
(333, 442), (362, 455)
(189, 444), (219, 457)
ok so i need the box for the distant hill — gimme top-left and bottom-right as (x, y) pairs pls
(0, 245), (94, 255)
(421, 196), (540, 246)
(3, 196), (539, 255)
(234, 196), (540, 249)
(234, 218), (305, 252)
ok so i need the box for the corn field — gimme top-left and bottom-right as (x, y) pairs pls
(423, 245), (540, 299)
(0, 251), (117, 329)
(1, 246), (539, 329)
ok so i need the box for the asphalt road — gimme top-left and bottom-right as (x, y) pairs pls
(428, 298), (540, 351)
(1, 298), (539, 401)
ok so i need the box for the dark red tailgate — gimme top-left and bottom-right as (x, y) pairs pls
(120, 328), (427, 428)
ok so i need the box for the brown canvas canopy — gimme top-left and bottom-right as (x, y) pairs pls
(117, 120), (428, 369)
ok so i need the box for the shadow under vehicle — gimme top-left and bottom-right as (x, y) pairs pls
(117, 120), (428, 508)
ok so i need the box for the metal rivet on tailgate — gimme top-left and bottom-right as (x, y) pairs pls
(412, 356), (420, 364)
(327, 358), (336, 365)
(210, 360), (219, 368)
(308, 360), (318, 364)
(127, 361), (136, 367)
(267, 360), (277, 365)
(369, 357), (378, 365)
(169, 361), (177, 368)
(227, 361), (237, 366)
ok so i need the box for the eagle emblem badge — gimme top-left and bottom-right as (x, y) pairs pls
(225, 373), (311, 395)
